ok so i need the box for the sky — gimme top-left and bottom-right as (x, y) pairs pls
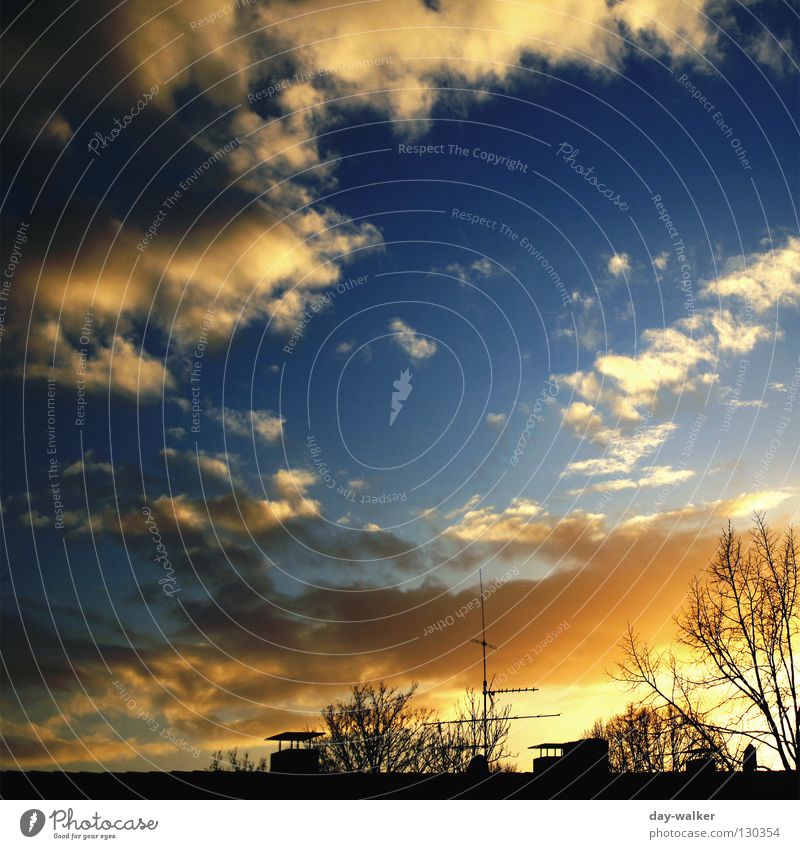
(0, 0), (798, 773)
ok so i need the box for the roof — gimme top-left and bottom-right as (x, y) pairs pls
(264, 731), (324, 742)
(528, 743), (565, 750)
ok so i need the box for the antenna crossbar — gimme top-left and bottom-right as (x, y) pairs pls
(488, 686), (539, 695)
(506, 713), (560, 721)
(423, 713), (559, 726)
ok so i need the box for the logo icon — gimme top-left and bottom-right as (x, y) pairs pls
(19, 809), (46, 837)
(389, 369), (413, 426)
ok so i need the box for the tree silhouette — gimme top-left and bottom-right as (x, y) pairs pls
(314, 682), (516, 773)
(317, 681), (432, 773)
(586, 703), (729, 772)
(616, 516), (798, 771)
(422, 687), (514, 772)
(207, 747), (267, 772)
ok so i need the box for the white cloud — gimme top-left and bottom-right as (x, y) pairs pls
(708, 308), (776, 354)
(623, 488), (796, 527)
(444, 494), (481, 520)
(568, 465), (695, 494)
(653, 252), (669, 271)
(272, 468), (317, 498)
(700, 236), (800, 312)
(389, 318), (438, 361)
(563, 421), (678, 477)
(608, 253), (631, 277)
(218, 408), (285, 444)
(485, 412), (507, 428)
(445, 497), (545, 543)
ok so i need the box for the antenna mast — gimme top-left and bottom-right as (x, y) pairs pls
(471, 567), (555, 760)
(479, 570), (489, 758)
(425, 567), (560, 766)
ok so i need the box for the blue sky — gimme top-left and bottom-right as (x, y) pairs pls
(1, 0), (798, 771)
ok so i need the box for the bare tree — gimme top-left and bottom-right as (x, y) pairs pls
(422, 687), (514, 772)
(616, 516), (798, 771)
(207, 747), (267, 772)
(317, 681), (433, 773)
(586, 703), (728, 772)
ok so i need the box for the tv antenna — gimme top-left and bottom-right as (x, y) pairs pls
(426, 568), (559, 761)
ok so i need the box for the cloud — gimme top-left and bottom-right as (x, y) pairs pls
(747, 29), (795, 75)
(63, 451), (114, 478)
(562, 402), (609, 442)
(699, 236), (800, 312)
(595, 326), (716, 406)
(563, 421), (678, 478)
(0, 0), (741, 403)
(272, 468), (317, 499)
(653, 252), (669, 271)
(219, 408), (285, 444)
(4, 486), (797, 770)
(24, 328), (175, 401)
(485, 412), (507, 428)
(258, 0), (718, 130)
(707, 308), (776, 354)
(566, 293), (605, 352)
(608, 253), (631, 277)
(444, 258), (495, 283)
(444, 497), (549, 544)
(561, 399), (679, 479)
(389, 318), (438, 361)
(569, 465), (695, 495)
(622, 488), (796, 527)
(163, 447), (233, 483)
(559, 239), (790, 429)
(443, 494), (481, 520)
(44, 114), (72, 145)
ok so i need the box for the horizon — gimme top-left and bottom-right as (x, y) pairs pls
(1, 0), (798, 779)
